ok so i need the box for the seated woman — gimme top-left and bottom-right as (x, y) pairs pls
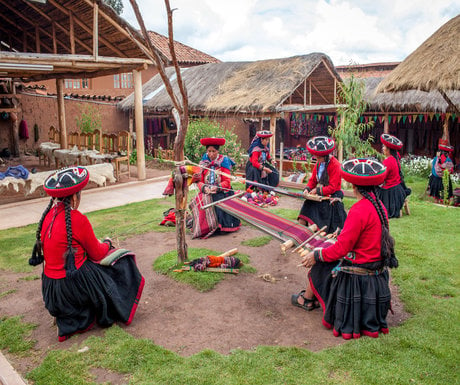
(245, 130), (279, 191)
(29, 166), (144, 342)
(298, 136), (346, 234)
(376, 134), (411, 218)
(189, 137), (241, 238)
(428, 142), (454, 202)
(292, 158), (398, 339)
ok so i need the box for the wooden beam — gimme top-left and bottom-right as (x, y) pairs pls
(303, 78), (306, 106)
(270, 113), (276, 160)
(93, 3), (99, 60)
(310, 81), (329, 104)
(48, 0), (127, 58)
(52, 22), (57, 54)
(309, 80), (312, 105)
(56, 79), (68, 149)
(384, 114), (389, 133)
(133, 69), (146, 180)
(35, 26), (40, 53)
(69, 11), (75, 55)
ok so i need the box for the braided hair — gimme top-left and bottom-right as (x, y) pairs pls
(62, 196), (77, 275)
(318, 155), (330, 186)
(29, 197), (55, 266)
(357, 185), (398, 268)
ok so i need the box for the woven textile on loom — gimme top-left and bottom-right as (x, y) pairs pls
(215, 198), (336, 248)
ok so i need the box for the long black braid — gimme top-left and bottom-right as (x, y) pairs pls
(63, 196), (77, 276)
(318, 155), (330, 186)
(357, 186), (398, 268)
(29, 198), (55, 266)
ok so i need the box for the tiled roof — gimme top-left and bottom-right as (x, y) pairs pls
(147, 31), (220, 64)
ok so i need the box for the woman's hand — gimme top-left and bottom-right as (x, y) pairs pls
(204, 186), (218, 194)
(300, 251), (316, 268)
(263, 167), (272, 174)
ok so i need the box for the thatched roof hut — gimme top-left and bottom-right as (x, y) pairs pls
(365, 77), (460, 113)
(118, 53), (342, 115)
(376, 14), (460, 94)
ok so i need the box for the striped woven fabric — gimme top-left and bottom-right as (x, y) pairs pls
(216, 198), (335, 248)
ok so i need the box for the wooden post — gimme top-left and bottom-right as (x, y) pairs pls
(384, 114), (389, 133)
(133, 69), (146, 180)
(11, 116), (20, 157)
(442, 114), (450, 141)
(270, 113), (276, 160)
(56, 78), (67, 149)
(174, 169), (188, 263)
(279, 142), (284, 178)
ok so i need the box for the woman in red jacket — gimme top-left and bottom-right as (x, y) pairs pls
(292, 158), (398, 339)
(29, 166), (144, 342)
(376, 134), (411, 218)
(189, 137), (241, 238)
(245, 130), (279, 191)
(298, 136), (346, 234)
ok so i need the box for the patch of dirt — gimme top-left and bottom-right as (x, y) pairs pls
(0, 193), (411, 379)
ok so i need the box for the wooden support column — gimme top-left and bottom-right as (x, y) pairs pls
(384, 113), (389, 133)
(442, 114), (450, 141)
(270, 113), (276, 160)
(11, 116), (20, 157)
(93, 3), (99, 60)
(56, 79), (68, 149)
(52, 22), (57, 54)
(133, 69), (146, 180)
(259, 116), (263, 131)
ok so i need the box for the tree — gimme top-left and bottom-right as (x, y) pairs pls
(103, 0), (123, 15)
(329, 75), (377, 160)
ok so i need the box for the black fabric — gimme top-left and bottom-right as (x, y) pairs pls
(42, 255), (143, 340)
(309, 260), (391, 338)
(428, 175), (453, 199)
(245, 161), (279, 190)
(298, 191), (346, 234)
(212, 191), (241, 231)
(376, 184), (407, 218)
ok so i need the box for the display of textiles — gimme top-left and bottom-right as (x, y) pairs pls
(289, 112), (331, 137)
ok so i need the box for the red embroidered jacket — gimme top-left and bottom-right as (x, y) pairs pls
(41, 204), (109, 279)
(382, 156), (401, 189)
(305, 156), (342, 196)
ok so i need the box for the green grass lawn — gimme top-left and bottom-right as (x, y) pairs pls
(1, 177), (459, 384)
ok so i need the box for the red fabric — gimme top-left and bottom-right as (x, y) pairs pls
(249, 150), (271, 170)
(200, 137), (226, 146)
(382, 156), (401, 189)
(197, 166), (231, 191)
(41, 204), (110, 279)
(320, 198), (385, 264)
(19, 120), (29, 139)
(306, 156), (342, 196)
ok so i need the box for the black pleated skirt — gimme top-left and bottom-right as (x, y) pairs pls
(428, 175), (453, 199)
(42, 253), (144, 341)
(377, 184), (406, 218)
(245, 161), (279, 190)
(309, 260), (391, 339)
(212, 191), (241, 233)
(298, 191), (346, 234)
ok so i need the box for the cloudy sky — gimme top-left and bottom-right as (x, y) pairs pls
(121, 1), (459, 66)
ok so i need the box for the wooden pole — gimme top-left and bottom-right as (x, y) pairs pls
(56, 78), (67, 149)
(279, 142), (284, 178)
(384, 114), (389, 133)
(133, 69), (146, 180)
(442, 114), (450, 141)
(338, 112), (344, 162)
(270, 113), (276, 160)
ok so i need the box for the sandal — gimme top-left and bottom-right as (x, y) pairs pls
(291, 290), (319, 311)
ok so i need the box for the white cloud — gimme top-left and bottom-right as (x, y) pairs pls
(121, 0), (460, 65)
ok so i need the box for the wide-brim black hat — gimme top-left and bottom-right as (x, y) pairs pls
(341, 158), (387, 186)
(44, 166), (89, 198)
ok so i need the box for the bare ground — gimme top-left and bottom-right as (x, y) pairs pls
(0, 158), (410, 380)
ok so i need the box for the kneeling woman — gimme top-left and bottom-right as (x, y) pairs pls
(292, 158), (398, 339)
(245, 130), (279, 191)
(29, 166), (144, 342)
(377, 134), (410, 218)
(298, 136), (346, 234)
(189, 137), (241, 238)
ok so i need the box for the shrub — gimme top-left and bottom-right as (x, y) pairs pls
(184, 118), (243, 168)
(400, 155), (432, 179)
(75, 105), (101, 134)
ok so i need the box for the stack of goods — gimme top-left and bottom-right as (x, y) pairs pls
(240, 189), (279, 207)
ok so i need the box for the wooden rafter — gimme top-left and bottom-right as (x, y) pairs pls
(48, 0), (126, 58)
(93, 2), (99, 59)
(310, 81), (329, 104)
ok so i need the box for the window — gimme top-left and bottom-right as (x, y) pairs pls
(113, 72), (133, 88)
(64, 79), (89, 89)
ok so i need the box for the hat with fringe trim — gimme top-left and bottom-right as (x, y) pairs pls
(200, 137), (226, 146)
(438, 140), (454, 152)
(44, 166), (89, 198)
(256, 130), (273, 138)
(380, 133), (403, 150)
(306, 136), (335, 156)
(341, 158), (387, 186)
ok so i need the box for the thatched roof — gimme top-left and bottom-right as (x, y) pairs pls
(365, 77), (459, 113)
(118, 53), (341, 114)
(377, 14), (460, 93)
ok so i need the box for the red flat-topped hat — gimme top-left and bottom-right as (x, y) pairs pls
(380, 133), (403, 150)
(200, 137), (226, 146)
(256, 130), (273, 138)
(306, 136), (335, 156)
(438, 143), (454, 152)
(44, 166), (89, 198)
(341, 158), (387, 186)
